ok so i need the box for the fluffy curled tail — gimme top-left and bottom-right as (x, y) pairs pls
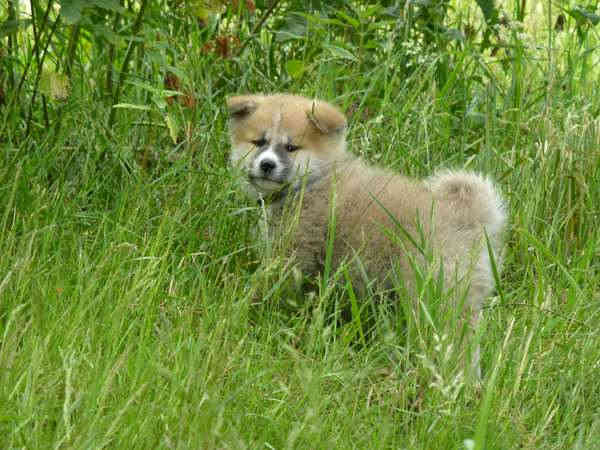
(427, 170), (507, 238)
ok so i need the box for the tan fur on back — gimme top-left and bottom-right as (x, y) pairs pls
(281, 159), (505, 296)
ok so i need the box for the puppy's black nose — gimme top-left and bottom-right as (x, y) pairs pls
(260, 159), (276, 174)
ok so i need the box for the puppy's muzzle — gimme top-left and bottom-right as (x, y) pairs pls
(260, 159), (277, 175)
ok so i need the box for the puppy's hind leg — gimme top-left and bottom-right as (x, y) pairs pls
(465, 283), (487, 380)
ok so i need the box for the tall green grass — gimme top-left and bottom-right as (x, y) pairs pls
(2, 1), (600, 448)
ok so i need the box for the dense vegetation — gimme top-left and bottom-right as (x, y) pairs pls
(1, 0), (600, 448)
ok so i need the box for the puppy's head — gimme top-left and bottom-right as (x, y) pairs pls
(227, 93), (347, 198)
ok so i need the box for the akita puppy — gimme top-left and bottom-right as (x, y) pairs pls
(227, 93), (506, 376)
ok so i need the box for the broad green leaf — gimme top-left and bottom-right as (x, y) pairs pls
(126, 80), (179, 98)
(475, 0), (499, 25)
(60, 0), (126, 24)
(125, 80), (163, 94)
(334, 10), (360, 29)
(569, 6), (600, 26)
(112, 103), (152, 111)
(274, 13), (307, 41)
(165, 114), (179, 144)
(89, 23), (121, 44)
(187, 0), (227, 20)
(59, 0), (87, 25)
(324, 44), (358, 62)
(152, 97), (168, 110)
(90, 0), (126, 13)
(302, 13), (348, 28)
(285, 59), (305, 79)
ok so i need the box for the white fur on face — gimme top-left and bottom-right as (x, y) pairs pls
(251, 145), (284, 180)
(251, 145), (287, 195)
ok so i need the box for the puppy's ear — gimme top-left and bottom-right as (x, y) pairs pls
(227, 95), (260, 120)
(306, 100), (347, 135)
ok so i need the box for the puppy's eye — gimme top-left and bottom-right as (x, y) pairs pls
(251, 138), (268, 147)
(285, 143), (300, 152)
